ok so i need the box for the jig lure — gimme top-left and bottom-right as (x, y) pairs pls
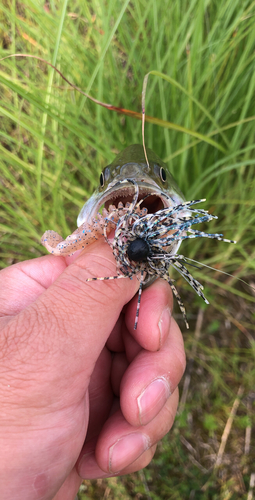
(86, 179), (235, 329)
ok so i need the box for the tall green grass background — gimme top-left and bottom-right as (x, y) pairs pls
(0, 1), (254, 498)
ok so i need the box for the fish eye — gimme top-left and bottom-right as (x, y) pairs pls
(160, 167), (167, 182)
(100, 167), (111, 187)
(99, 172), (104, 187)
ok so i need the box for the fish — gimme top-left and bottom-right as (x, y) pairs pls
(41, 144), (186, 257)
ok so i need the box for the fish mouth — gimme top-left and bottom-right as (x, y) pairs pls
(77, 178), (181, 228)
(100, 180), (171, 214)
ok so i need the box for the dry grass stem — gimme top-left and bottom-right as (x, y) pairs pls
(214, 385), (244, 468)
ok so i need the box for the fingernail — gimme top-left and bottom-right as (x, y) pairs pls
(78, 452), (98, 479)
(137, 377), (171, 425)
(109, 433), (150, 473)
(158, 307), (171, 348)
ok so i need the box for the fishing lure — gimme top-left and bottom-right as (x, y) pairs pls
(86, 178), (235, 329)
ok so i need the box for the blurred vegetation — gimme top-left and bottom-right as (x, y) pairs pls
(0, 0), (255, 498)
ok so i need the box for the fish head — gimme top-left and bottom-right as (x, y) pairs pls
(77, 144), (185, 226)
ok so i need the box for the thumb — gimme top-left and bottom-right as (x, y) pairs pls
(4, 238), (139, 382)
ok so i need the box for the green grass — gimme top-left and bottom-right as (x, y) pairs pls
(0, 1), (255, 498)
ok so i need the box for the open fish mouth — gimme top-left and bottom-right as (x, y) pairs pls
(77, 178), (178, 227)
(103, 181), (167, 213)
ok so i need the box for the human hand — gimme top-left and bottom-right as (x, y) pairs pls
(0, 238), (185, 500)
